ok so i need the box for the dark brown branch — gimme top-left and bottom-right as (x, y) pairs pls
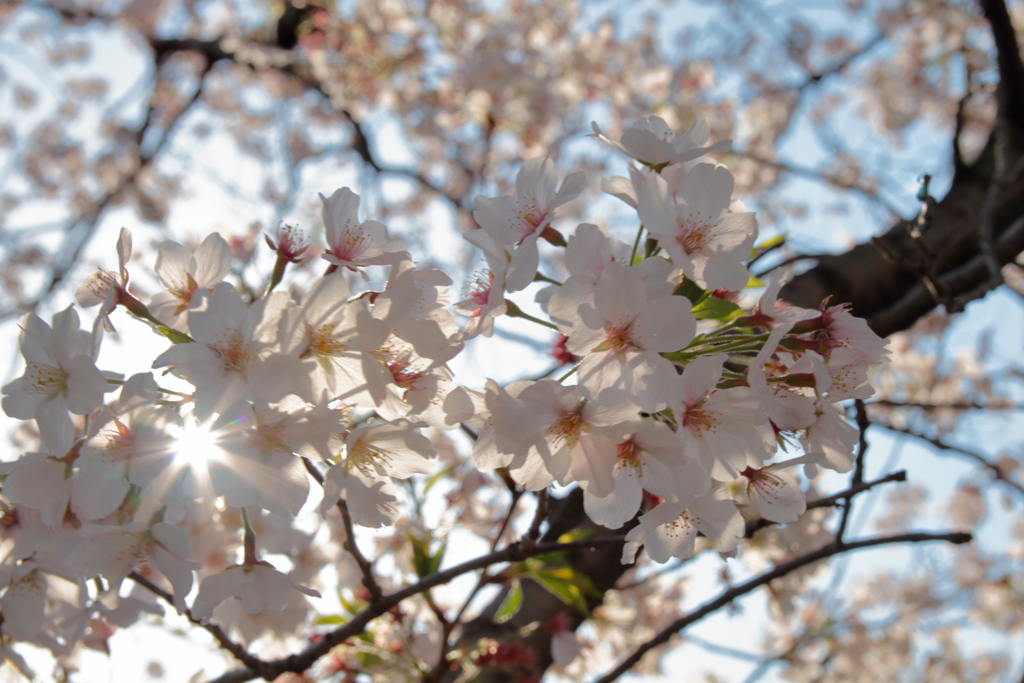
(128, 572), (274, 678)
(868, 399), (1022, 411)
(978, 0), (1024, 138)
(300, 457), (385, 608)
(593, 530), (972, 683)
(874, 421), (1024, 497)
(836, 400), (871, 541)
(208, 535), (628, 683)
(744, 470), (907, 538)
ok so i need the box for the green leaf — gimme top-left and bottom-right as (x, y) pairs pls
(691, 297), (743, 322)
(750, 234), (785, 258)
(314, 615), (347, 625)
(157, 325), (194, 344)
(423, 466), (452, 494)
(408, 531), (446, 579)
(745, 274), (765, 289)
(530, 566), (597, 616)
(674, 276), (707, 305)
(493, 579), (523, 624)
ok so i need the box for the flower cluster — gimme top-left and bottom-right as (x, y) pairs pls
(0, 114), (886, 671)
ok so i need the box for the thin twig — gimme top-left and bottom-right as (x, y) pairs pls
(593, 530), (972, 683)
(208, 535), (628, 683)
(744, 470), (907, 538)
(128, 572), (273, 678)
(874, 422), (1024, 498)
(301, 457), (385, 607)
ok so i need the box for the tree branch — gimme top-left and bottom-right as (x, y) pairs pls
(128, 571), (274, 678)
(207, 533), (627, 682)
(744, 470), (907, 538)
(873, 421), (1024, 497)
(593, 530), (972, 683)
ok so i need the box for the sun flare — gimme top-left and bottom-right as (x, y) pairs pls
(171, 420), (224, 468)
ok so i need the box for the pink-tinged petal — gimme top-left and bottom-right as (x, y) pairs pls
(324, 466), (400, 528)
(191, 232), (232, 288)
(625, 501), (694, 563)
(633, 296), (695, 352)
(621, 128), (672, 166)
(187, 283), (246, 346)
(693, 489), (744, 553)
(681, 163), (733, 216)
(21, 313), (55, 366)
(65, 354), (108, 414)
(36, 395), (75, 456)
(594, 263), (645, 327)
(509, 449), (557, 491)
(302, 274), (352, 329)
(517, 158), (557, 208)
(552, 171), (586, 208)
(694, 252), (750, 293)
(192, 567), (248, 622)
(154, 240), (194, 292)
(4, 452), (71, 526)
(1, 567), (47, 640)
(706, 211), (757, 252)
(567, 432), (617, 498)
(676, 354), (726, 405)
(321, 188), (362, 250)
(747, 468), (806, 523)
(256, 452), (311, 518)
(152, 546), (199, 612)
(116, 228), (132, 280)
(473, 195), (521, 246)
(2, 378), (44, 419)
(636, 174), (677, 244)
(504, 238), (541, 293)
(601, 175), (639, 209)
(71, 456), (129, 521)
(248, 355), (304, 405)
(584, 465), (642, 529)
(50, 307), (82, 369)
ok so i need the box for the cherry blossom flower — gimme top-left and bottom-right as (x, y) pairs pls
(591, 115), (731, 171)
(0, 452), (73, 529)
(321, 187), (407, 274)
(583, 419), (707, 529)
(561, 262), (695, 411)
(743, 466), (806, 523)
(205, 402), (313, 518)
(149, 233), (233, 331)
(668, 354), (773, 481)
(638, 163), (758, 291)
(321, 419), (436, 527)
(191, 561), (320, 623)
(490, 379), (637, 493)
(622, 487), (744, 563)
(456, 229), (509, 340)
(73, 522), (200, 612)
(473, 157), (585, 292)
(152, 283), (302, 420)
(283, 272), (391, 408)
(2, 307), (113, 455)
(76, 227), (133, 333)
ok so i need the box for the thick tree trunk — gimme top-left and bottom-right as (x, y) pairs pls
(780, 130), (1024, 336)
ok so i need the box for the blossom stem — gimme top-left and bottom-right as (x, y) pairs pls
(264, 253), (290, 296)
(240, 508), (257, 566)
(503, 300), (559, 330)
(629, 223), (645, 265)
(557, 364), (579, 382)
(532, 272), (563, 286)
